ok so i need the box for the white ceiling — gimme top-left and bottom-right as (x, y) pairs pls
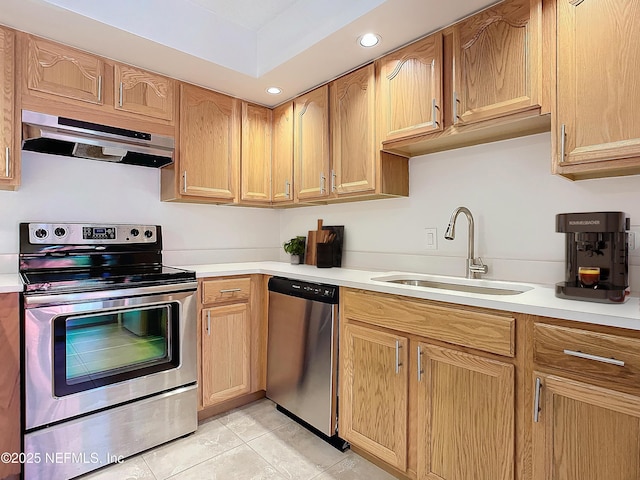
(0, 0), (498, 106)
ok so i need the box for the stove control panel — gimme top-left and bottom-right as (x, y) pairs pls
(27, 223), (158, 244)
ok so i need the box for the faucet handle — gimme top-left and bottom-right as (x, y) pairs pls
(469, 257), (488, 275)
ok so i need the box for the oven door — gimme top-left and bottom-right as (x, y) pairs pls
(24, 284), (197, 431)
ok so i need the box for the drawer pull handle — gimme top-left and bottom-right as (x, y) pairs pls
(220, 288), (242, 293)
(563, 349), (625, 367)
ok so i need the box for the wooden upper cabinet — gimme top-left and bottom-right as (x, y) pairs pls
(376, 32), (443, 143)
(0, 27), (17, 189)
(240, 102), (272, 204)
(452, 0), (542, 126)
(178, 83), (239, 202)
(340, 323), (408, 472)
(330, 64), (376, 195)
(271, 101), (294, 205)
(417, 343), (514, 480)
(554, 0), (640, 179)
(114, 63), (174, 121)
(26, 36), (104, 105)
(532, 373), (640, 480)
(294, 85), (330, 201)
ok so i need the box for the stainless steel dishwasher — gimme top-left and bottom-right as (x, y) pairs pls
(267, 277), (346, 449)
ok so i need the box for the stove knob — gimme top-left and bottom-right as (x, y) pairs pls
(130, 228), (140, 237)
(54, 227), (66, 237)
(144, 230), (153, 238)
(35, 228), (48, 239)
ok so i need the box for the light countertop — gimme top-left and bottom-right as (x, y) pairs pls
(179, 261), (640, 331)
(0, 274), (22, 293)
(4, 262), (640, 331)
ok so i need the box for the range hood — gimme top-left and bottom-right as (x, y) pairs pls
(21, 110), (174, 168)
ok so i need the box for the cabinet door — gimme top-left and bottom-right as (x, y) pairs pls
(294, 85), (330, 201)
(271, 102), (294, 204)
(241, 102), (272, 203)
(532, 374), (640, 480)
(340, 323), (408, 471)
(0, 28), (15, 185)
(330, 64), (376, 195)
(201, 303), (251, 407)
(554, 0), (640, 172)
(417, 343), (514, 480)
(26, 36), (104, 104)
(0, 294), (20, 480)
(114, 63), (174, 121)
(179, 84), (239, 201)
(452, 0), (541, 126)
(376, 32), (443, 143)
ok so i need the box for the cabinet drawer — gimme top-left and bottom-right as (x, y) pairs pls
(201, 278), (251, 305)
(343, 289), (514, 357)
(534, 323), (640, 386)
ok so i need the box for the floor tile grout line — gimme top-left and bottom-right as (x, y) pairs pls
(162, 443), (251, 480)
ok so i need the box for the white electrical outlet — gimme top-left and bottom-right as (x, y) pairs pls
(425, 228), (437, 250)
(629, 226), (640, 254)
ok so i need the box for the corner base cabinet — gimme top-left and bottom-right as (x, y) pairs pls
(0, 293), (20, 480)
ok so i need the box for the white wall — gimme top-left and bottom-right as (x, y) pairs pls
(0, 151), (281, 273)
(279, 133), (640, 288)
(4, 134), (640, 290)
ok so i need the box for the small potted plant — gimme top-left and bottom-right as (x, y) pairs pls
(283, 236), (306, 264)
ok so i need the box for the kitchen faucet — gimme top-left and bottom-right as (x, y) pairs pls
(444, 206), (488, 279)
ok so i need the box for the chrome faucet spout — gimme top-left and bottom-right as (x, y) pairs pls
(444, 206), (487, 279)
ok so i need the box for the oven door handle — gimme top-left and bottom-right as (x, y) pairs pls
(23, 282), (198, 307)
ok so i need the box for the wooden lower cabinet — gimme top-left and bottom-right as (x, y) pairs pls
(417, 342), (515, 480)
(532, 373), (640, 480)
(340, 323), (408, 471)
(201, 303), (251, 407)
(0, 293), (20, 480)
(198, 275), (266, 414)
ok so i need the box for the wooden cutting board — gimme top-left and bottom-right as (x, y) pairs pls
(304, 219), (323, 265)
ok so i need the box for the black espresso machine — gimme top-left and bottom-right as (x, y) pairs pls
(555, 211), (630, 303)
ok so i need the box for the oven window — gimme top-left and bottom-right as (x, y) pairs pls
(53, 303), (180, 396)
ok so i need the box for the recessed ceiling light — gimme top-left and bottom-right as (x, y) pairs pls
(266, 87), (282, 95)
(358, 33), (381, 48)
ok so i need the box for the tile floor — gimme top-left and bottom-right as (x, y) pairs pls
(79, 398), (396, 480)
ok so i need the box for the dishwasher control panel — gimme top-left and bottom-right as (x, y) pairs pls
(269, 277), (338, 304)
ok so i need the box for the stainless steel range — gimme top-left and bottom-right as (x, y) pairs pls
(20, 222), (198, 480)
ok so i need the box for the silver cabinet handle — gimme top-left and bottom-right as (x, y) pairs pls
(320, 172), (326, 194)
(432, 98), (439, 128)
(533, 377), (542, 422)
(453, 91), (459, 125)
(97, 75), (103, 102)
(285, 180), (291, 198)
(560, 123), (566, 163)
(182, 171), (187, 193)
(220, 288), (241, 293)
(5, 147), (9, 177)
(119, 82), (124, 107)
(207, 310), (211, 336)
(331, 170), (336, 192)
(417, 345), (424, 382)
(395, 340), (403, 374)
(563, 349), (625, 367)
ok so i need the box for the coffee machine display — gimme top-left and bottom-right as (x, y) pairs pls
(556, 211), (630, 303)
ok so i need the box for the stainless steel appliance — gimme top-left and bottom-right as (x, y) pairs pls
(22, 110), (174, 167)
(20, 223), (197, 480)
(266, 277), (346, 449)
(555, 212), (630, 303)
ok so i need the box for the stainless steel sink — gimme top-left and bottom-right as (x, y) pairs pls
(371, 275), (533, 296)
